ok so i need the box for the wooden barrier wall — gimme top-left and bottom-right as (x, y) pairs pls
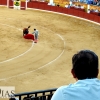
(0, 0), (100, 23)
(0, 0), (7, 5)
(27, 1), (100, 23)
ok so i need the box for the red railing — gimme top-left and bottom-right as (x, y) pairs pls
(0, 0), (7, 5)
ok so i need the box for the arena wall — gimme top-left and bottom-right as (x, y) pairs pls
(0, 0), (7, 6)
(0, 0), (100, 23)
(27, 1), (100, 23)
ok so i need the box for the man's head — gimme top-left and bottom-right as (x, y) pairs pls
(71, 50), (99, 80)
(34, 28), (36, 31)
(9, 98), (19, 100)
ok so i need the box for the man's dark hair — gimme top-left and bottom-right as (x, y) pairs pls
(72, 50), (98, 80)
(34, 29), (36, 31)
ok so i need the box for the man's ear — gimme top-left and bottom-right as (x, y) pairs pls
(71, 69), (76, 78)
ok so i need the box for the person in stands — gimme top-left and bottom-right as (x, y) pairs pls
(9, 98), (19, 100)
(51, 49), (100, 100)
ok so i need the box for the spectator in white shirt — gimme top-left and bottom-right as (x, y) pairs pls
(65, 4), (68, 8)
(81, 5), (84, 9)
(95, 9), (99, 12)
(87, 9), (90, 13)
(51, 50), (100, 100)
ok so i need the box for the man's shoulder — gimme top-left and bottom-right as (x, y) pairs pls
(59, 79), (100, 91)
(57, 84), (74, 91)
(57, 82), (85, 91)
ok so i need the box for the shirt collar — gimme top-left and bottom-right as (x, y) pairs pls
(74, 78), (100, 85)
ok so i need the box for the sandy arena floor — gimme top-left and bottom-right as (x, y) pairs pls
(0, 6), (100, 96)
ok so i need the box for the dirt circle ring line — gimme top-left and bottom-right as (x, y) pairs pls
(0, 23), (34, 64)
(0, 22), (65, 81)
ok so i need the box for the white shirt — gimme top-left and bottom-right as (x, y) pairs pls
(87, 9), (90, 13)
(95, 9), (98, 12)
(51, 78), (100, 100)
(81, 6), (84, 9)
(65, 5), (68, 8)
(33, 30), (39, 35)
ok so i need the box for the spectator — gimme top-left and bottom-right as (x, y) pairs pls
(57, 3), (60, 7)
(77, 4), (81, 8)
(93, 0), (97, 5)
(9, 94), (19, 100)
(68, 4), (70, 8)
(87, 9), (90, 13)
(51, 50), (100, 100)
(81, 5), (84, 9)
(65, 4), (68, 8)
(23, 95), (34, 100)
(65, 4), (70, 8)
(87, 0), (93, 4)
(94, 9), (99, 12)
(69, 1), (72, 6)
(9, 97), (19, 100)
(97, 0), (100, 6)
(90, 9), (95, 12)
(23, 97), (31, 100)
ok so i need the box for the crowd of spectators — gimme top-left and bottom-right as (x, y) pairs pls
(70, 0), (100, 6)
(64, 0), (100, 15)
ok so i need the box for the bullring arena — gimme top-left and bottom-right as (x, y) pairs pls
(0, 0), (100, 99)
